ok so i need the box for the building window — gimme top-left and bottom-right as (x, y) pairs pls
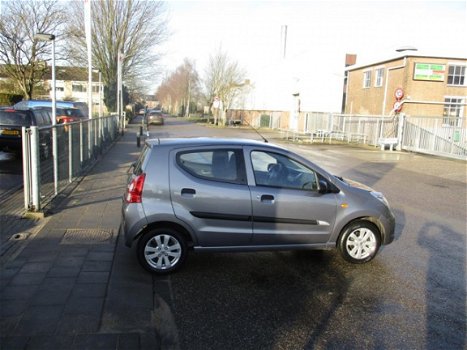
(443, 97), (464, 127)
(363, 71), (371, 88)
(375, 68), (384, 87)
(72, 84), (86, 93)
(447, 65), (465, 86)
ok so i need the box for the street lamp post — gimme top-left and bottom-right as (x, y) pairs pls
(34, 33), (58, 196)
(34, 33), (56, 126)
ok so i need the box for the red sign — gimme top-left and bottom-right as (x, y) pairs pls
(393, 101), (403, 113)
(394, 88), (404, 100)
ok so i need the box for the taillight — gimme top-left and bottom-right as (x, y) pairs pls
(125, 173), (146, 203)
(57, 116), (74, 124)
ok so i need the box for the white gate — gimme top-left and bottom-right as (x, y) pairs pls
(401, 116), (467, 160)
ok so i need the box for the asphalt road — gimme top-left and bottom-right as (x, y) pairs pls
(145, 117), (466, 349)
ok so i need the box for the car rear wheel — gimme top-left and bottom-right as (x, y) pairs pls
(137, 228), (187, 274)
(338, 221), (381, 263)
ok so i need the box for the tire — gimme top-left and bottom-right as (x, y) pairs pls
(137, 228), (187, 274)
(338, 221), (381, 263)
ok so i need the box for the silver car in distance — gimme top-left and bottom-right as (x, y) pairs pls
(121, 138), (395, 274)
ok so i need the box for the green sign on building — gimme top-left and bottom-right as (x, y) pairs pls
(413, 63), (446, 81)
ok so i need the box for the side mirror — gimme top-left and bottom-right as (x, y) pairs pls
(318, 179), (329, 194)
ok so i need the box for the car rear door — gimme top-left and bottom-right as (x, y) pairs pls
(169, 146), (253, 247)
(245, 148), (338, 245)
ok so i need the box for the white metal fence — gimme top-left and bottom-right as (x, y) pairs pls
(254, 111), (466, 160)
(22, 115), (121, 212)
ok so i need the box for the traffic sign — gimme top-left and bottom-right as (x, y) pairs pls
(394, 88), (404, 100)
(393, 101), (403, 113)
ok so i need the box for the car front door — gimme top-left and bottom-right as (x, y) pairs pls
(170, 147), (253, 247)
(247, 148), (338, 245)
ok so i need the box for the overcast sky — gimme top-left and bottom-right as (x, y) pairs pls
(157, 0), (466, 110)
(159, 0), (466, 75)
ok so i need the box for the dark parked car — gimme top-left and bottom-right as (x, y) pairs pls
(14, 99), (89, 117)
(0, 108), (52, 158)
(122, 138), (395, 274)
(145, 109), (164, 125)
(31, 106), (87, 125)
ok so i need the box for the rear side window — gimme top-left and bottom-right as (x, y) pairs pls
(34, 110), (52, 126)
(177, 149), (246, 184)
(133, 145), (151, 175)
(0, 111), (32, 126)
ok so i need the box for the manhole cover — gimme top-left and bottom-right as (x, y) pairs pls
(61, 229), (113, 245)
(9, 233), (30, 241)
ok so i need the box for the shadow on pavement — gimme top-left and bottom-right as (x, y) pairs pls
(418, 222), (466, 349)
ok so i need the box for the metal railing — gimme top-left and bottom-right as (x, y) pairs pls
(269, 112), (399, 146)
(22, 115), (121, 212)
(247, 110), (466, 160)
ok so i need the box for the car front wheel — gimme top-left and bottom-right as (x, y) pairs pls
(137, 228), (187, 274)
(338, 221), (381, 263)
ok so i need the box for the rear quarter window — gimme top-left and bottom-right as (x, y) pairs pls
(133, 145), (151, 175)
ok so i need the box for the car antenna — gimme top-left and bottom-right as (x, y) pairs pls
(242, 118), (268, 143)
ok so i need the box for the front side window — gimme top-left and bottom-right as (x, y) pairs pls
(443, 97), (464, 127)
(363, 70), (371, 88)
(251, 151), (318, 190)
(447, 65), (466, 86)
(177, 149), (245, 184)
(375, 68), (384, 87)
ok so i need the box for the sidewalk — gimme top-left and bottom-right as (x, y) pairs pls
(0, 123), (169, 349)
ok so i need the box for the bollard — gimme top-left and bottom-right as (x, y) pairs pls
(136, 132), (141, 148)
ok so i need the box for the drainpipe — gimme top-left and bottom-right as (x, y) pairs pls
(382, 57), (407, 116)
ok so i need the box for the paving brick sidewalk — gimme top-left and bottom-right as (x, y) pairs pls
(0, 124), (166, 349)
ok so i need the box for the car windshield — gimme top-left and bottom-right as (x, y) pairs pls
(0, 111), (32, 126)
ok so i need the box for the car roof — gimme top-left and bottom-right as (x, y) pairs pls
(146, 137), (284, 149)
(13, 100), (86, 110)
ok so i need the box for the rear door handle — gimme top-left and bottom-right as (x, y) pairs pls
(259, 194), (274, 203)
(181, 188), (196, 197)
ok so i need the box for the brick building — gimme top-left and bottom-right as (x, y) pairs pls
(344, 54), (467, 127)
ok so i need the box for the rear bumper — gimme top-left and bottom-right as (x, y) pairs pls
(121, 201), (148, 247)
(0, 138), (22, 152)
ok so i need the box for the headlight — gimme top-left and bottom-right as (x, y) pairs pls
(371, 191), (389, 207)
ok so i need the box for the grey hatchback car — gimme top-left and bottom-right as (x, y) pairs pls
(122, 138), (395, 274)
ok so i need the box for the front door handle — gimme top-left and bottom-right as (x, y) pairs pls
(181, 188), (196, 197)
(259, 194), (274, 203)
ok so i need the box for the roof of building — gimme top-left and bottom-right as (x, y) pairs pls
(345, 54), (467, 72)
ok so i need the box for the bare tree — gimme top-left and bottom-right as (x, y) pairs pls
(204, 48), (248, 124)
(156, 59), (200, 116)
(66, 0), (169, 110)
(0, 0), (66, 99)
